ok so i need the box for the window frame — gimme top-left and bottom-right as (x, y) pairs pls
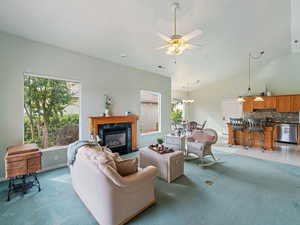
(140, 90), (162, 135)
(23, 72), (81, 149)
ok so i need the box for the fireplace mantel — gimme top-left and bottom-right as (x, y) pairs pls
(89, 115), (139, 151)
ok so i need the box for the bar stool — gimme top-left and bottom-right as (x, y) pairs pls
(229, 118), (245, 147)
(247, 118), (265, 152)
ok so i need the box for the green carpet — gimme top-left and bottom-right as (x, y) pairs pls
(1, 151), (300, 225)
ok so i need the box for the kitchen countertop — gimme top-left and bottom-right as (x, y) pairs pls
(271, 121), (299, 124)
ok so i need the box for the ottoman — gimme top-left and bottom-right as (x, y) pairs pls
(139, 147), (184, 183)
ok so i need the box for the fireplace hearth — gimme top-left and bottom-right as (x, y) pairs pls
(98, 123), (132, 155)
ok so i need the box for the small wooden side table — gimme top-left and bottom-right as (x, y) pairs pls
(5, 144), (42, 201)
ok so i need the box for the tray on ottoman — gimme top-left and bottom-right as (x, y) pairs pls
(139, 147), (184, 183)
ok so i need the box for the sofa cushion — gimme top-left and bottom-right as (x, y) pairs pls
(78, 145), (117, 170)
(115, 157), (138, 177)
(77, 145), (139, 177)
(103, 147), (121, 161)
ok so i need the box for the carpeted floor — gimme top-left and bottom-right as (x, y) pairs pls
(1, 151), (300, 225)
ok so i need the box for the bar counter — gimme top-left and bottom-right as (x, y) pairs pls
(227, 123), (276, 150)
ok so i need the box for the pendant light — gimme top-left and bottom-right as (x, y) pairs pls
(183, 82), (195, 104)
(237, 96), (246, 103)
(254, 96), (264, 102)
(237, 50), (265, 102)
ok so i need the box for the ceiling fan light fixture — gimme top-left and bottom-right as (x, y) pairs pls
(165, 37), (186, 55)
(157, 2), (202, 55)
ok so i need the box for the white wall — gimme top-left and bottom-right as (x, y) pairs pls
(189, 53), (300, 137)
(0, 32), (171, 179)
(291, 0), (300, 52)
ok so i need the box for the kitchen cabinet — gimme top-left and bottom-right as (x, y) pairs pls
(242, 97), (254, 112)
(253, 98), (265, 109)
(242, 95), (300, 113)
(253, 96), (276, 110)
(264, 96), (276, 109)
(291, 95), (300, 112)
(227, 124), (275, 150)
(276, 96), (291, 112)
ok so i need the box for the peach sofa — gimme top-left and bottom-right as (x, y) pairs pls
(70, 146), (157, 225)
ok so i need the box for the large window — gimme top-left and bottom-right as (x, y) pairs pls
(140, 90), (161, 134)
(24, 74), (80, 149)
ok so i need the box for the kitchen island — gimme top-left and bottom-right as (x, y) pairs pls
(227, 123), (276, 150)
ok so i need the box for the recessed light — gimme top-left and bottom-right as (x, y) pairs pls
(120, 53), (127, 58)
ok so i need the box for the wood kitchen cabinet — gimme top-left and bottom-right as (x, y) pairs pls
(253, 98), (265, 109)
(227, 124), (275, 150)
(264, 96), (276, 109)
(253, 96), (276, 110)
(291, 95), (300, 112)
(242, 94), (300, 113)
(242, 97), (254, 112)
(276, 96), (291, 112)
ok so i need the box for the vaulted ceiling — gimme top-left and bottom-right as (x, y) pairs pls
(0, 0), (292, 90)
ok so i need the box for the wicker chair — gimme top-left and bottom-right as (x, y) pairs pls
(186, 128), (218, 166)
(187, 121), (198, 132)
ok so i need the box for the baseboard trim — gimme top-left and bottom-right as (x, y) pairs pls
(0, 163), (68, 183)
(39, 163), (68, 173)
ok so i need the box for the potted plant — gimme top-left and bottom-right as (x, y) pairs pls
(157, 138), (164, 145)
(170, 109), (183, 130)
(157, 138), (164, 149)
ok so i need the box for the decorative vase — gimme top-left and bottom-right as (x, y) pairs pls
(105, 109), (110, 117)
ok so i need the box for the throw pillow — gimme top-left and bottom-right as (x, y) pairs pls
(115, 157), (138, 177)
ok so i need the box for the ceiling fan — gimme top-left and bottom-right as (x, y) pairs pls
(157, 2), (203, 55)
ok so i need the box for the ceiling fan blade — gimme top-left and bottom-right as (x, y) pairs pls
(185, 44), (201, 49)
(157, 32), (171, 42)
(182, 29), (203, 41)
(156, 44), (170, 50)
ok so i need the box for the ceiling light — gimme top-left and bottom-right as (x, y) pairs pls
(182, 99), (194, 104)
(237, 50), (265, 102)
(182, 82), (195, 104)
(237, 96), (246, 103)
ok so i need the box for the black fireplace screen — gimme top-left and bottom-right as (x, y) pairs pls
(105, 132), (126, 148)
(98, 122), (132, 154)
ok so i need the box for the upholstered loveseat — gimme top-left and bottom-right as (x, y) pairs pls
(70, 146), (157, 225)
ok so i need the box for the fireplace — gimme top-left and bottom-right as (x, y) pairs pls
(98, 123), (132, 155)
(89, 115), (139, 154)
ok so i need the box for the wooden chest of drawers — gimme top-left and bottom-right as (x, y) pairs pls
(5, 144), (42, 178)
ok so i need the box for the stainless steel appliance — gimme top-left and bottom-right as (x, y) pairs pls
(277, 123), (298, 144)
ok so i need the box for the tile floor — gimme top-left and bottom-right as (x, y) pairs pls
(215, 142), (300, 167)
